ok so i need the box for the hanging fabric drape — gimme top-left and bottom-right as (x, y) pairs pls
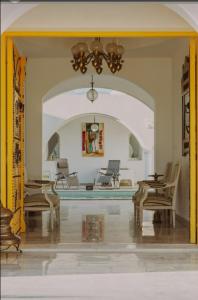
(6, 39), (26, 234)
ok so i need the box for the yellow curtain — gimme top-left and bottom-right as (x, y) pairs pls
(7, 38), (26, 233)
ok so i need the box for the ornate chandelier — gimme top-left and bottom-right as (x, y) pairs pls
(71, 38), (124, 74)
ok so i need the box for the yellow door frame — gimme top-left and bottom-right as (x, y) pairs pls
(196, 39), (198, 244)
(189, 38), (197, 244)
(1, 31), (198, 243)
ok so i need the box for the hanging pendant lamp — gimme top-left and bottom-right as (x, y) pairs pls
(87, 75), (98, 103)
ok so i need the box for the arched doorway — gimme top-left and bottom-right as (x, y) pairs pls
(42, 81), (155, 181)
(1, 32), (195, 244)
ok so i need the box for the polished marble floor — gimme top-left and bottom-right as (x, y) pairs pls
(21, 199), (190, 247)
(2, 272), (198, 300)
(2, 200), (196, 279)
(1, 250), (198, 277)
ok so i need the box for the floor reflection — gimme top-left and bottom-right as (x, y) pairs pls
(23, 211), (61, 245)
(19, 199), (189, 247)
(82, 215), (104, 242)
(1, 200), (195, 277)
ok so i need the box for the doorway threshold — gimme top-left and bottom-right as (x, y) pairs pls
(19, 242), (198, 254)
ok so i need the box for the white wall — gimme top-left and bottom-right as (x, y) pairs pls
(25, 57), (172, 178)
(172, 39), (190, 221)
(43, 115), (147, 184)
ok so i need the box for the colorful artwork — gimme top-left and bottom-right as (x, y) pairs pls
(82, 123), (104, 157)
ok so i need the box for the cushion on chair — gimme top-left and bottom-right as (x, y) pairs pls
(141, 197), (172, 207)
(24, 194), (48, 207)
(120, 179), (132, 187)
(24, 193), (59, 207)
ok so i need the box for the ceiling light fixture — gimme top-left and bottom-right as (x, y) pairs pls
(71, 38), (124, 74)
(87, 75), (98, 103)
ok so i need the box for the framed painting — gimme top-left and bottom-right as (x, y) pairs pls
(82, 122), (104, 157)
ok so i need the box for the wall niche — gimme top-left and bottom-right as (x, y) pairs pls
(129, 133), (142, 160)
(47, 132), (60, 160)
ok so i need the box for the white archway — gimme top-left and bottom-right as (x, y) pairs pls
(43, 79), (155, 151)
(43, 86), (154, 183)
(2, 3), (198, 32)
(43, 112), (146, 159)
(43, 112), (149, 153)
(43, 75), (154, 111)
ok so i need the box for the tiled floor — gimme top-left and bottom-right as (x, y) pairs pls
(2, 199), (197, 278)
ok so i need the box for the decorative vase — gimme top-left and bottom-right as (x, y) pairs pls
(0, 201), (22, 252)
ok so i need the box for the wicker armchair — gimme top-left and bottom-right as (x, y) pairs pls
(132, 162), (173, 219)
(24, 180), (60, 230)
(135, 162), (181, 229)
